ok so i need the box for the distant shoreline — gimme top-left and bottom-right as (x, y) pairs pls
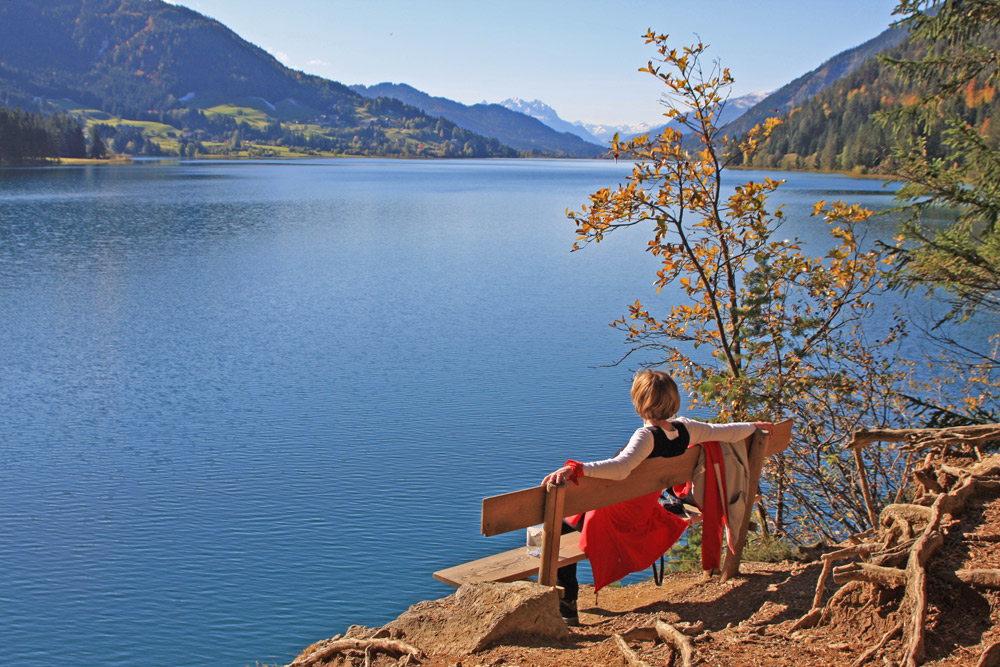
(10, 155), (896, 180)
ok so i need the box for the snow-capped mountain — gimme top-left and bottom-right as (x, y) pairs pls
(573, 120), (658, 143)
(500, 91), (773, 144)
(722, 90), (774, 120)
(498, 98), (606, 144)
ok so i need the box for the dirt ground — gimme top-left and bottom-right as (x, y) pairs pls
(466, 494), (1000, 667)
(293, 458), (1000, 667)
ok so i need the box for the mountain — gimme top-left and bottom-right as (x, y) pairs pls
(735, 22), (1000, 173)
(0, 0), (361, 119)
(499, 90), (772, 146)
(498, 98), (605, 144)
(496, 97), (656, 144)
(714, 90), (774, 126)
(352, 83), (606, 158)
(720, 25), (908, 141)
(638, 89), (776, 141)
(0, 0), (517, 158)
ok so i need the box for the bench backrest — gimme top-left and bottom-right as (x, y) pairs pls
(479, 419), (793, 586)
(481, 419), (793, 536)
(481, 446), (701, 536)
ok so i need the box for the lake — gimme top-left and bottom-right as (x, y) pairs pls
(0, 158), (911, 666)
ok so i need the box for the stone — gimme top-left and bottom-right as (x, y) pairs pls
(384, 581), (568, 655)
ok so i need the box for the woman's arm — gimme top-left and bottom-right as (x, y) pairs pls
(677, 417), (773, 445)
(539, 427), (656, 486)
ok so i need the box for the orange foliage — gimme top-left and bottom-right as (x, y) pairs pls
(964, 80), (996, 107)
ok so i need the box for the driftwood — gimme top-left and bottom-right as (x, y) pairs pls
(793, 446), (1000, 667)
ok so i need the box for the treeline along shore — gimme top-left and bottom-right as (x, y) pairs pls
(0, 106), (88, 165)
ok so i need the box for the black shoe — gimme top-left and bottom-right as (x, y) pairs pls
(560, 598), (579, 626)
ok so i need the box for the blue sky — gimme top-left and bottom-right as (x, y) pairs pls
(169, 0), (902, 127)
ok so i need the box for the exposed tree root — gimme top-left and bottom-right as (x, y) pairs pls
(977, 640), (1000, 667)
(615, 618), (697, 667)
(614, 633), (655, 667)
(848, 424), (1000, 453)
(793, 446), (1000, 667)
(286, 638), (425, 667)
(655, 620), (696, 667)
(850, 622), (902, 667)
(945, 568), (1000, 588)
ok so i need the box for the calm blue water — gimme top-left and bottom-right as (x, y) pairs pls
(0, 159), (913, 666)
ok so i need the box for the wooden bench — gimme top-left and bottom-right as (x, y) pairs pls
(433, 421), (793, 587)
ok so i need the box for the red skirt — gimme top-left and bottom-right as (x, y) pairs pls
(569, 492), (688, 592)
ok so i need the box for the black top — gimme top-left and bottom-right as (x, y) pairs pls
(648, 421), (690, 459)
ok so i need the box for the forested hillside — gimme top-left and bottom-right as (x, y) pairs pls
(721, 26), (907, 142)
(352, 83), (605, 158)
(0, 0), (518, 158)
(737, 24), (1000, 173)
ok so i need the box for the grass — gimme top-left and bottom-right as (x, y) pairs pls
(658, 524), (806, 573)
(741, 535), (805, 563)
(58, 157), (133, 165)
(204, 104), (272, 128)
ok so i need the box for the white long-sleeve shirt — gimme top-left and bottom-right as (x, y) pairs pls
(580, 417), (757, 481)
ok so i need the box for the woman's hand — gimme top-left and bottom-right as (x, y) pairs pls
(753, 421), (775, 436)
(541, 465), (574, 487)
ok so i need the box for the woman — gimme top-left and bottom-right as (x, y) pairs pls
(542, 369), (772, 625)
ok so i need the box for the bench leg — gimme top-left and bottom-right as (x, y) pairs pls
(538, 482), (567, 587)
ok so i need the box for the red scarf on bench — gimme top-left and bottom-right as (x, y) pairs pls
(674, 440), (732, 571)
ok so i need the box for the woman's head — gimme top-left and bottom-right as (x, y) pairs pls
(630, 369), (680, 421)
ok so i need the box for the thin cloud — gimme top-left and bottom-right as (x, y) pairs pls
(266, 47), (290, 64)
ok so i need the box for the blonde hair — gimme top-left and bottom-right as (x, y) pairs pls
(630, 370), (680, 421)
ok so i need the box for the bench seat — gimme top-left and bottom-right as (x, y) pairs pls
(433, 532), (586, 587)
